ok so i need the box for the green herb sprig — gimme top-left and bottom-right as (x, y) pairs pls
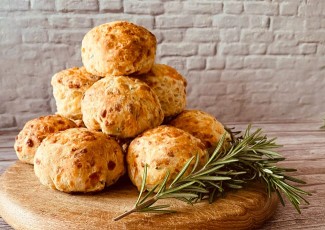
(114, 125), (311, 221)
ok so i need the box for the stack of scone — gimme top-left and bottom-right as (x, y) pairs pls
(14, 21), (231, 193)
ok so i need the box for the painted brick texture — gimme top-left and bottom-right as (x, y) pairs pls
(0, 0), (324, 129)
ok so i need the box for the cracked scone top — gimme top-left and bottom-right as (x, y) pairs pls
(14, 114), (77, 165)
(127, 125), (208, 191)
(133, 64), (187, 117)
(34, 128), (125, 193)
(81, 21), (157, 76)
(81, 76), (164, 138)
(51, 66), (101, 120)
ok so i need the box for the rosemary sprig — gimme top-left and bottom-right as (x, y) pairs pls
(114, 125), (311, 221)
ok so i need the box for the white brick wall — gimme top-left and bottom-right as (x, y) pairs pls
(0, 0), (325, 129)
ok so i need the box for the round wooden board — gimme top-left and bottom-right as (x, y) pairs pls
(0, 161), (278, 230)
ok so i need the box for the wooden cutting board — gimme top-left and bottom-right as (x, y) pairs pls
(0, 161), (278, 230)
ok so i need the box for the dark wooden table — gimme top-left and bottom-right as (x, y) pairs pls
(1, 122), (325, 229)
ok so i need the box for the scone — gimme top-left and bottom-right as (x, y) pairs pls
(81, 76), (164, 138)
(127, 125), (208, 191)
(81, 21), (156, 76)
(51, 66), (101, 120)
(133, 64), (187, 117)
(34, 128), (125, 193)
(14, 114), (77, 164)
(169, 110), (231, 150)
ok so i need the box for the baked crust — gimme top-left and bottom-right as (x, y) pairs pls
(127, 125), (208, 191)
(14, 114), (77, 164)
(81, 21), (156, 76)
(169, 110), (231, 149)
(51, 66), (101, 120)
(133, 64), (187, 117)
(34, 128), (125, 193)
(81, 76), (164, 138)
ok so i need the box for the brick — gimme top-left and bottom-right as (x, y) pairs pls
(17, 84), (50, 99)
(213, 15), (249, 28)
(206, 57), (225, 70)
(272, 17), (305, 30)
(91, 14), (132, 26)
(0, 0), (29, 11)
(49, 30), (86, 44)
(220, 43), (249, 55)
(274, 31), (295, 41)
(99, 0), (122, 12)
(244, 56), (277, 69)
(249, 16), (270, 29)
(0, 89), (18, 103)
(31, 0), (55, 10)
(22, 29), (48, 43)
(194, 15), (212, 28)
(0, 115), (15, 129)
(224, 2), (243, 15)
(186, 57), (206, 70)
(134, 16), (155, 30)
(252, 93), (271, 104)
(298, 3), (323, 17)
(219, 29), (240, 42)
(163, 1), (183, 14)
(196, 83), (227, 96)
(294, 57), (318, 70)
(56, 0), (98, 12)
(305, 18), (321, 30)
(226, 57), (244, 69)
(244, 2), (278, 15)
(185, 28), (219, 42)
(183, 1), (222, 14)
(29, 99), (51, 113)
(159, 29), (184, 42)
(299, 43), (317, 54)
(268, 41), (299, 55)
(295, 32), (325, 42)
(158, 43), (197, 57)
(249, 44), (267, 55)
(280, 2), (298, 16)
(160, 57), (186, 73)
(198, 43), (216, 56)
(16, 16), (49, 28)
(318, 44), (325, 55)
(277, 57), (296, 69)
(241, 30), (274, 42)
(156, 15), (193, 28)
(0, 29), (22, 44)
(124, 0), (163, 15)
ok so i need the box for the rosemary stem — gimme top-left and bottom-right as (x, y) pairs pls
(113, 196), (158, 221)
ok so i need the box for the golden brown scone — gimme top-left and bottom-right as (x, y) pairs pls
(133, 64), (187, 117)
(169, 110), (231, 150)
(34, 128), (125, 193)
(51, 66), (101, 120)
(81, 76), (164, 138)
(127, 125), (208, 191)
(14, 115), (77, 165)
(81, 21), (156, 76)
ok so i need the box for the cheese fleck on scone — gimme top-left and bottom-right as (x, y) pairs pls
(127, 125), (208, 191)
(34, 128), (125, 193)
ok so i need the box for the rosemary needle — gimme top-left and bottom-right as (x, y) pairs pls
(114, 125), (311, 221)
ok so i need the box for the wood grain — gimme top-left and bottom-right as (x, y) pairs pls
(1, 122), (325, 229)
(0, 162), (278, 230)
